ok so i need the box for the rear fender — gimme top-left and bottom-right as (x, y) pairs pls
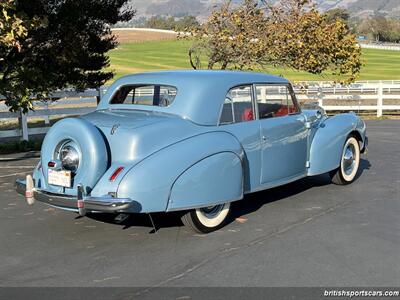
(308, 113), (366, 176)
(116, 131), (244, 213)
(167, 152), (243, 211)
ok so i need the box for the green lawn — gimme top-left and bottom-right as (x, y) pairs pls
(108, 40), (400, 82)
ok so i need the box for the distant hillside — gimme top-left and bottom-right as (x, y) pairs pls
(130, 0), (400, 19)
(313, 0), (400, 18)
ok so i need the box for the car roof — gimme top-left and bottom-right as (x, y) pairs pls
(97, 70), (289, 126)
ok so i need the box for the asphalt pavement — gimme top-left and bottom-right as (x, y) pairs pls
(0, 120), (399, 287)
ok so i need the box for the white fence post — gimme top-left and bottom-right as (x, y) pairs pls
(18, 109), (29, 141)
(377, 81), (383, 117)
(44, 101), (50, 125)
(318, 86), (323, 107)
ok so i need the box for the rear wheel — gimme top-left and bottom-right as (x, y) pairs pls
(181, 203), (231, 233)
(330, 136), (360, 185)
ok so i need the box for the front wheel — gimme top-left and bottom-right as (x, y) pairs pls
(181, 203), (231, 233)
(330, 136), (360, 185)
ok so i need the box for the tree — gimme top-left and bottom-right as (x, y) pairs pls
(0, 0), (38, 111)
(185, 0), (362, 83)
(145, 16), (174, 30)
(357, 16), (400, 43)
(324, 8), (350, 25)
(144, 15), (199, 31)
(0, 0), (135, 112)
(0, 0), (28, 52)
(184, 0), (271, 70)
(264, 0), (362, 83)
(175, 16), (200, 31)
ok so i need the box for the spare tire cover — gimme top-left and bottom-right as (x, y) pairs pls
(41, 118), (108, 195)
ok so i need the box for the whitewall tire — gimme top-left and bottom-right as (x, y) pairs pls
(181, 202), (231, 233)
(330, 136), (360, 185)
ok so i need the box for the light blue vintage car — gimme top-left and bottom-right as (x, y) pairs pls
(16, 71), (368, 233)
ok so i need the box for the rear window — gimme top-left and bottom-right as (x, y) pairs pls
(110, 85), (177, 107)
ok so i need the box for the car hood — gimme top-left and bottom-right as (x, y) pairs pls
(81, 109), (204, 164)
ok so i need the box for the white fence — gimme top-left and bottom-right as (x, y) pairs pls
(1, 81), (400, 141)
(111, 28), (176, 34)
(0, 89), (100, 140)
(360, 43), (400, 51)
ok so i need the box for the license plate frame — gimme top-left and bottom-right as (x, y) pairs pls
(48, 169), (72, 188)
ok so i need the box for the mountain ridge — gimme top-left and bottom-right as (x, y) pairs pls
(130, 0), (400, 19)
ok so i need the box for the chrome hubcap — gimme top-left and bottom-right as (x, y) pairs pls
(343, 144), (356, 176)
(199, 204), (225, 218)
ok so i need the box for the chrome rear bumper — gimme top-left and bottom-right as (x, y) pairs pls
(15, 178), (140, 214)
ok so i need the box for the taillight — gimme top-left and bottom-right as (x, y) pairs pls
(109, 167), (124, 182)
(48, 161), (56, 168)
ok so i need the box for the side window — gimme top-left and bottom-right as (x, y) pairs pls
(110, 85), (177, 107)
(220, 98), (234, 124)
(220, 85), (254, 124)
(256, 85), (299, 119)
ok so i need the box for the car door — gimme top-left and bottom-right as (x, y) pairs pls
(255, 84), (308, 185)
(218, 85), (262, 193)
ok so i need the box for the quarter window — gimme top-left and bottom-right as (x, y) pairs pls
(110, 85), (177, 107)
(255, 85), (299, 119)
(219, 85), (254, 124)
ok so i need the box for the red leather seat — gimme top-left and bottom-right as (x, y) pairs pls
(241, 108), (254, 121)
(275, 106), (288, 117)
(275, 106), (296, 117)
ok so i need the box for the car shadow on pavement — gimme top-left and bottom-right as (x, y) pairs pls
(87, 211), (183, 233)
(226, 158), (371, 226)
(354, 158), (372, 181)
(88, 158), (371, 233)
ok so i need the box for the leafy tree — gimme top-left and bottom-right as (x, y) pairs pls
(0, 0), (38, 110)
(357, 16), (400, 43)
(324, 8), (350, 25)
(264, 0), (362, 83)
(185, 0), (362, 83)
(144, 15), (199, 31)
(0, 0), (134, 112)
(183, 0), (270, 70)
(145, 16), (174, 30)
(175, 16), (200, 31)
(0, 0), (28, 51)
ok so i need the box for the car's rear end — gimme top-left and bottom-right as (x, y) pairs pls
(15, 108), (203, 215)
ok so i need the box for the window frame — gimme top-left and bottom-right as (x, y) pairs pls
(218, 82), (301, 126)
(109, 84), (178, 107)
(252, 83), (302, 120)
(218, 84), (257, 126)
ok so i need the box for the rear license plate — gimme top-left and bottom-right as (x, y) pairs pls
(48, 169), (71, 188)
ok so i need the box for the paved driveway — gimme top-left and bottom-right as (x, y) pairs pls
(0, 120), (399, 287)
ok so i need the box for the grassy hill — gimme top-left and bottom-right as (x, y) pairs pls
(107, 40), (400, 82)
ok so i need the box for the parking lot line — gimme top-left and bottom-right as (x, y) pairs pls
(0, 171), (31, 178)
(0, 166), (35, 169)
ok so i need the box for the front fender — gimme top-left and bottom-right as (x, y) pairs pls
(116, 131), (244, 213)
(308, 113), (366, 176)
